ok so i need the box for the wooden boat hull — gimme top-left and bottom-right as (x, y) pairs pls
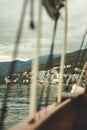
(8, 62), (87, 130)
(8, 94), (87, 130)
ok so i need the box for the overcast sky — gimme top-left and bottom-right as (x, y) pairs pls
(0, 0), (87, 61)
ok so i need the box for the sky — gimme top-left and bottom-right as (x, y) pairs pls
(0, 0), (87, 61)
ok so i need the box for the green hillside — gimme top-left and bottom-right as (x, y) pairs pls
(39, 49), (87, 72)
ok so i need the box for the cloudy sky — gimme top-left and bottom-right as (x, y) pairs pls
(0, 0), (87, 61)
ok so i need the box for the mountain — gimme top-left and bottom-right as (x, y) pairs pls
(0, 54), (60, 77)
(40, 49), (87, 71)
(0, 48), (86, 77)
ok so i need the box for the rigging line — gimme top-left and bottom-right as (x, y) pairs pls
(65, 31), (87, 88)
(9, 0), (28, 74)
(29, 0), (42, 117)
(37, 85), (45, 111)
(72, 27), (87, 72)
(66, 47), (87, 93)
(46, 12), (59, 70)
(85, 62), (87, 92)
(45, 11), (59, 107)
(37, 9), (60, 109)
(30, 0), (35, 29)
(70, 47), (87, 93)
(80, 45), (87, 66)
(86, 45), (87, 60)
(0, 1), (28, 129)
(57, 0), (68, 103)
(37, 9), (59, 109)
(72, 61), (87, 93)
(45, 79), (51, 107)
(38, 3), (65, 108)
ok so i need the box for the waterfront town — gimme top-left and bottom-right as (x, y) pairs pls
(0, 65), (85, 91)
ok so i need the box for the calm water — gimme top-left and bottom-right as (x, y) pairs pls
(0, 84), (56, 129)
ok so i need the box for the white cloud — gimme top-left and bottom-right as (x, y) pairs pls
(0, 0), (87, 61)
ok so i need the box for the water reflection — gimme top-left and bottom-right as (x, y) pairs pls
(0, 84), (56, 129)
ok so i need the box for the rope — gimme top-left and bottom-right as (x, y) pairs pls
(80, 45), (87, 67)
(72, 62), (87, 93)
(66, 47), (87, 93)
(9, 0), (28, 75)
(72, 27), (87, 72)
(45, 10), (59, 107)
(46, 11), (59, 70)
(37, 1), (65, 109)
(30, 0), (35, 29)
(37, 8), (60, 109)
(0, 1), (28, 129)
(37, 86), (45, 111)
(64, 28), (87, 90)
(29, 0), (42, 117)
(57, 0), (68, 103)
(37, 9), (59, 109)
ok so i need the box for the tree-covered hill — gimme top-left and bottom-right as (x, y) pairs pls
(40, 48), (87, 72)
(0, 54), (59, 77)
(0, 49), (86, 77)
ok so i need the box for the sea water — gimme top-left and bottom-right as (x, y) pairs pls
(0, 84), (56, 129)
